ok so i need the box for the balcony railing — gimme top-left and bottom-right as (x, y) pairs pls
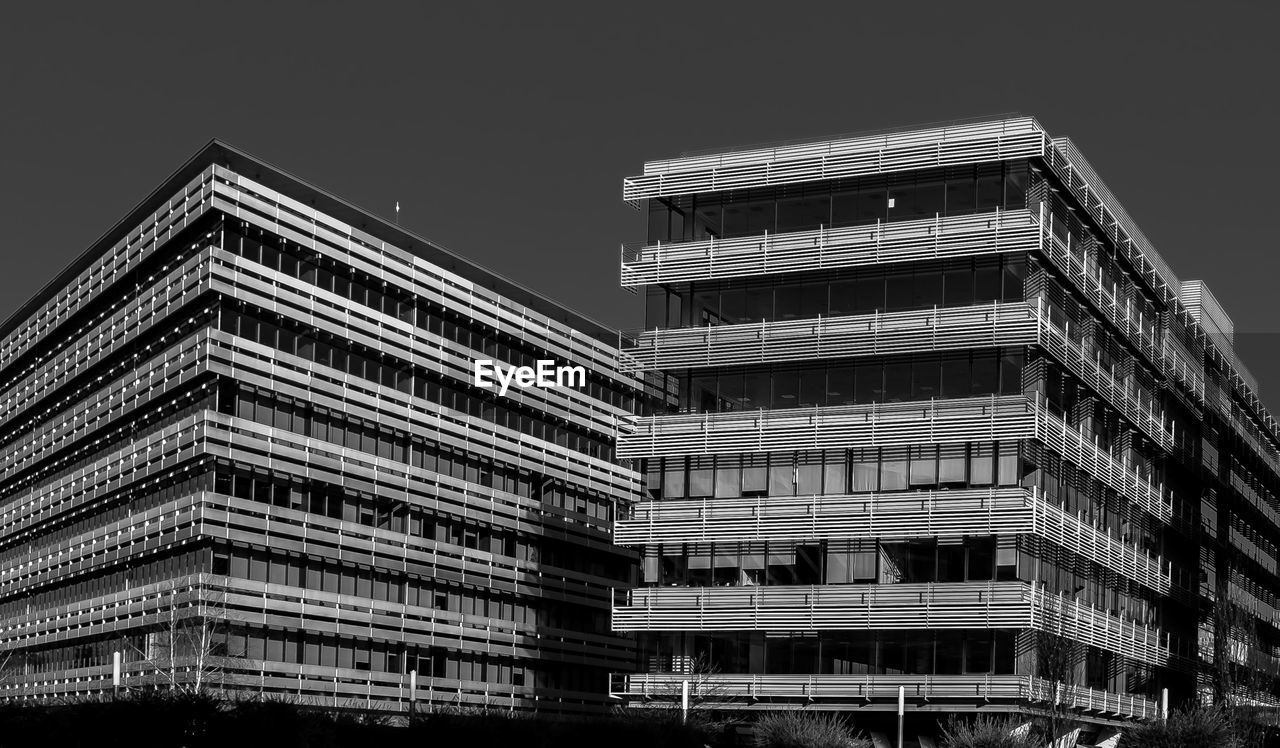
(617, 393), (1171, 523)
(618, 394), (1034, 458)
(620, 208), (1040, 287)
(616, 486), (1169, 594)
(612, 581), (1176, 667)
(613, 580), (1034, 632)
(623, 117), (1046, 202)
(610, 672), (1159, 720)
(619, 296), (1174, 455)
(619, 300), (1037, 372)
(1040, 212), (1205, 404)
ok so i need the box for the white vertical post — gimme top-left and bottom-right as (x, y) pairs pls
(1160, 687), (1168, 722)
(409, 669), (418, 721)
(897, 685), (905, 748)
(112, 651), (121, 700)
(681, 679), (690, 724)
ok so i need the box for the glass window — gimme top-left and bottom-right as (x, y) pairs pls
(800, 281), (828, 319)
(914, 268), (943, 309)
(829, 279), (858, 318)
(970, 443), (994, 486)
(854, 363), (882, 404)
(826, 544), (852, 584)
(941, 355), (970, 399)
(769, 457), (794, 496)
(775, 283), (803, 321)
(885, 270), (913, 311)
(976, 166), (1004, 211)
(1000, 352), (1024, 395)
(693, 196), (722, 239)
(796, 453), (823, 496)
(799, 369), (827, 408)
(645, 288), (667, 329)
(931, 630), (960, 674)
(663, 460), (687, 499)
(743, 456), (768, 496)
(971, 353), (998, 395)
(997, 443), (1019, 486)
(965, 632), (994, 673)
(778, 194), (830, 233)
(722, 200), (765, 238)
(720, 287), (747, 325)
(1002, 257), (1026, 301)
(945, 170), (975, 215)
(909, 446), (937, 487)
(689, 460), (714, 498)
(917, 177), (945, 218)
(937, 543), (966, 584)
(647, 201), (670, 243)
(691, 286), (720, 326)
(880, 449), (908, 491)
(744, 286), (773, 322)
(831, 189), (860, 227)
(1004, 163), (1028, 210)
(939, 445), (967, 485)
(944, 263), (974, 307)
(689, 373), (718, 413)
(962, 535), (993, 581)
(913, 357), (940, 400)
(687, 544), (712, 586)
(743, 371), (771, 410)
(718, 371), (745, 411)
(974, 262), (1002, 303)
(827, 365), (855, 406)
(884, 362), (912, 402)
(670, 208), (686, 242)
(853, 274), (884, 314)
(858, 184), (886, 222)
(823, 454), (847, 495)
(851, 449), (879, 492)
(852, 546), (877, 581)
(715, 462), (741, 498)
(746, 201), (775, 235)
(773, 369), (800, 408)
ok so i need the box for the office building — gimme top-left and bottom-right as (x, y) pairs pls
(0, 141), (641, 714)
(609, 116), (1280, 742)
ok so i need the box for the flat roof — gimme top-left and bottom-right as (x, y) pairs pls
(0, 139), (620, 346)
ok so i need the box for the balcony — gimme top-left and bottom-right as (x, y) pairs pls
(616, 487), (1170, 594)
(613, 580), (1034, 632)
(620, 300), (1037, 372)
(618, 394), (1034, 458)
(1040, 217), (1205, 404)
(620, 208), (1040, 287)
(610, 672), (1159, 721)
(619, 297), (1174, 455)
(613, 581), (1176, 667)
(617, 394), (1171, 523)
(624, 117), (1046, 203)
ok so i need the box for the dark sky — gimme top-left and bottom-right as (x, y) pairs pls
(3, 2), (1278, 406)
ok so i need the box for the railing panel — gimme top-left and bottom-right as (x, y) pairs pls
(620, 209), (1040, 287)
(621, 301), (1037, 372)
(609, 672), (1158, 720)
(613, 581), (1176, 667)
(617, 487), (1170, 593)
(625, 119), (1046, 202)
(618, 394), (1171, 523)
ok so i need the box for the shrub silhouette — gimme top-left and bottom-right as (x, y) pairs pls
(753, 711), (869, 748)
(940, 714), (1044, 748)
